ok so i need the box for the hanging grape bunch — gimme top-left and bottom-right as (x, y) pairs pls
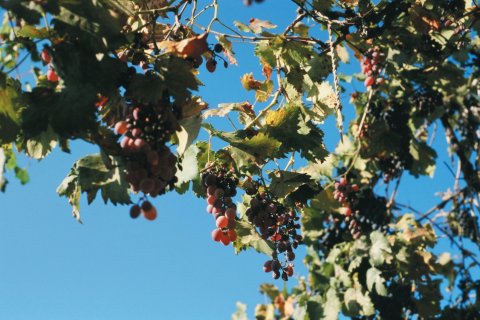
(333, 177), (359, 210)
(455, 209), (479, 243)
(114, 98), (181, 220)
(333, 179), (391, 239)
(318, 212), (347, 249)
(202, 166), (239, 246)
(362, 46), (385, 88)
(244, 181), (300, 280)
(243, 0), (265, 6)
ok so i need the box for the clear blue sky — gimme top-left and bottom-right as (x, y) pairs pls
(0, 1), (476, 319)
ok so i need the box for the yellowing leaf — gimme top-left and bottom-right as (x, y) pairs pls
(241, 73), (262, 91)
(249, 18), (277, 34)
(159, 32), (209, 58)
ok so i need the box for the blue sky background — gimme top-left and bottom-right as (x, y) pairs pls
(0, 1), (477, 319)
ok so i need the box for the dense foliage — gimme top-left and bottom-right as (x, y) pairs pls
(1, 0), (480, 318)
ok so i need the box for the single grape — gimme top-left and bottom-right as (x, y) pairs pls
(114, 121), (128, 135)
(216, 216), (229, 229)
(211, 228), (223, 242)
(130, 204), (141, 219)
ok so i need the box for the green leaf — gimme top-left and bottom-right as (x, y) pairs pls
(57, 154), (132, 221)
(255, 80), (274, 103)
(177, 116), (202, 156)
(234, 220), (274, 255)
(344, 286), (375, 317)
(254, 304), (275, 320)
(228, 132), (282, 160)
(366, 267), (388, 296)
(306, 82), (337, 122)
(203, 102), (250, 119)
(335, 44), (349, 64)
(216, 35), (237, 65)
(409, 140), (436, 177)
(14, 166), (29, 185)
(232, 302), (248, 320)
(259, 284), (280, 301)
(268, 170), (319, 201)
(265, 104), (327, 162)
(0, 75), (22, 144)
(227, 146), (260, 175)
(249, 19), (277, 34)
(369, 231), (393, 266)
(323, 288), (341, 320)
(233, 21), (252, 33)
(175, 144), (200, 194)
(22, 126), (58, 159)
(17, 25), (50, 38)
(254, 41), (276, 67)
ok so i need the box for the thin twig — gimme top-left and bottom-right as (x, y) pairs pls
(283, 11), (307, 35)
(327, 22), (343, 143)
(356, 89), (374, 139)
(415, 187), (469, 222)
(244, 89), (281, 130)
(206, 0), (218, 33)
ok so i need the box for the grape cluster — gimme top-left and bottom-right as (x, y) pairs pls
(333, 177), (359, 211)
(113, 99), (180, 219)
(361, 46), (385, 88)
(40, 46), (59, 83)
(378, 155), (409, 183)
(377, 103), (414, 182)
(202, 167), (239, 246)
(456, 210), (479, 243)
(319, 187), (391, 249)
(130, 200), (158, 221)
(319, 213), (346, 249)
(243, 0), (265, 5)
(345, 210), (389, 239)
(244, 182), (300, 280)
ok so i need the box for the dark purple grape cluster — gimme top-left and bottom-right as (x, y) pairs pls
(319, 213), (346, 249)
(333, 177), (359, 206)
(243, 0), (265, 5)
(244, 181), (300, 280)
(457, 209), (479, 243)
(379, 155), (407, 183)
(202, 167), (239, 246)
(113, 100), (180, 203)
(345, 210), (389, 239)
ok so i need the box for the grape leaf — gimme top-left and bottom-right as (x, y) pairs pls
(0, 74), (22, 144)
(249, 18), (277, 34)
(14, 166), (29, 185)
(259, 284), (281, 301)
(216, 35), (237, 65)
(369, 231), (393, 266)
(57, 154), (131, 221)
(177, 116), (202, 156)
(268, 170), (319, 200)
(175, 143), (200, 195)
(234, 220), (274, 255)
(19, 126), (58, 160)
(233, 21), (252, 33)
(203, 102), (244, 118)
(232, 302), (248, 320)
(230, 133), (282, 160)
(265, 104), (328, 162)
(409, 140), (437, 177)
(366, 267), (388, 296)
(17, 25), (50, 38)
(323, 288), (341, 320)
